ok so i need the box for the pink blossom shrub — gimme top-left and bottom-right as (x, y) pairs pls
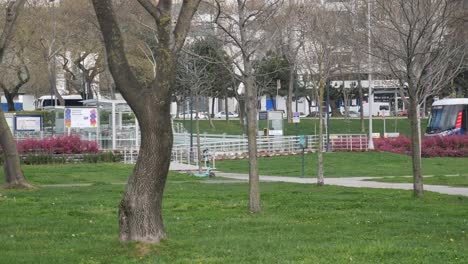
(16, 135), (99, 154)
(374, 135), (468, 157)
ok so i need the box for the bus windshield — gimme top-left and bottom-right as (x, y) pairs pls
(426, 105), (464, 134)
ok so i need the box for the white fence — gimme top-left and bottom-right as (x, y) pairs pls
(123, 134), (368, 164)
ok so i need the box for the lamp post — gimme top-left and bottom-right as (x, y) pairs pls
(367, 0), (374, 150)
(189, 89), (194, 163)
(294, 74), (299, 137)
(326, 81), (331, 152)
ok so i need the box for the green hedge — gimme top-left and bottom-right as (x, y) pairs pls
(0, 152), (122, 165)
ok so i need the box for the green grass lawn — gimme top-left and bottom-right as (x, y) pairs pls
(369, 175), (468, 187)
(215, 152), (468, 178)
(0, 164), (467, 263)
(0, 164), (207, 185)
(176, 118), (429, 137)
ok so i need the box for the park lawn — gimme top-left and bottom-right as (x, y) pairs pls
(176, 118), (428, 137)
(0, 167), (467, 263)
(369, 175), (468, 187)
(0, 163), (204, 185)
(215, 152), (468, 178)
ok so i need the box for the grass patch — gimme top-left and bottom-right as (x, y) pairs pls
(215, 152), (468, 178)
(369, 175), (468, 187)
(0, 166), (466, 263)
(176, 118), (428, 137)
(0, 163), (208, 185)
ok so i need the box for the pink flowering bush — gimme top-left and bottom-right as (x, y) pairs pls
(17, 134), (99, 154)
(374, 135), (468, 157)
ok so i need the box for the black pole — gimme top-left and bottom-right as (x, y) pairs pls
(326, 81), (331, 152)
(294, 75), (299, 138)
(294, 75), (299, 112)
(190, 89), (193, 162)
(301, 147), (305, 178)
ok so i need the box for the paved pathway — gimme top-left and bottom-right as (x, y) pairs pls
(216, 172), (468, 197)
(169, 162), (199, 171)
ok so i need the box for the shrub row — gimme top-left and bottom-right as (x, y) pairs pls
(374, 135), (468, 157)
(17, 134), (99, 154)
(0, 152), (122, 165)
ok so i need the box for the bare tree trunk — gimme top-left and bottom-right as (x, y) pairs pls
(238, 97), (245, 125)
(48, 59), (65, 106)
(286, 68), (294, 123)
(245, 73), (261, 212)
(118, 102), (173, 242)
(358, 81), (365, 133)
(0, 107), (32, 188)
(224, 95), (229, 122)
(92, 0), (201, 244)
(3, 90), (16, 112)
(207, 98), (215, 129)
(0, 0), (31, 189)
(210, 96), (216, 117)
(317, 79), (325, 186)
(409, 98), (423, 197)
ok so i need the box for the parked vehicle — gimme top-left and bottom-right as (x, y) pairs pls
(425, 98), (468, 136)
(397, 110), (408, 116)
(215, 111), (238, 118)
(182, 111), (207, 119)
(362, 102), (391, 116)
(35, 95), (83, 110)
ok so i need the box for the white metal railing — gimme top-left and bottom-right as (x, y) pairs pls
(329, 134), (369, 151)
(14, 130), (367, 165)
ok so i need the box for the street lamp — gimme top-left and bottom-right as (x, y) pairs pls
(326, 81), (331, 152)
(189, 88), (194, 163)
(367, 0), (374, 150)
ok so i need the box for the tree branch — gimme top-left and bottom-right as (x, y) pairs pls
(91, 0), (143, 109)
(173, 0), (202, 52)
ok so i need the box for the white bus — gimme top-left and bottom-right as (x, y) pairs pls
(35, 95), (84, 110)
(426, 98), (468, 136)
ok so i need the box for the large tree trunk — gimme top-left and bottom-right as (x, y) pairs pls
(0, 0), (31, 189)
(92, 0), (201, 244)
(3, 90), (16, 112)
(118, 101), (173, 242)
(0, 107), (32, 188)
(317, 79), (325, 186)
(408, 98), (423, 197)
(286, 68), (294, 123)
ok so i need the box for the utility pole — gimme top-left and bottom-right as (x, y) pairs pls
(367, 0), (374, 150)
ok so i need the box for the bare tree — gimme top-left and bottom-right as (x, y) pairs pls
(0, 0), (32, 189)
(298, 2), (342, 186)
(176, 50), (211, 173)
(365, 0), (466, 197)
(277, 0), (303, 122)
(91, 0), (201, 243)
(214, 0), (283, 213)
(0, 60), (30, 111)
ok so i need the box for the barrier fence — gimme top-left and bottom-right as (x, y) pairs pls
(13, 130), (368, 165)
(124, 134), (369, 165)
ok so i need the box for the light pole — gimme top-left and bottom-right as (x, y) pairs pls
(367, 0), (374, 150)
(294, 74), (299, 137)
(326, 81), (331, 152)
(189, 89), (194, 163)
